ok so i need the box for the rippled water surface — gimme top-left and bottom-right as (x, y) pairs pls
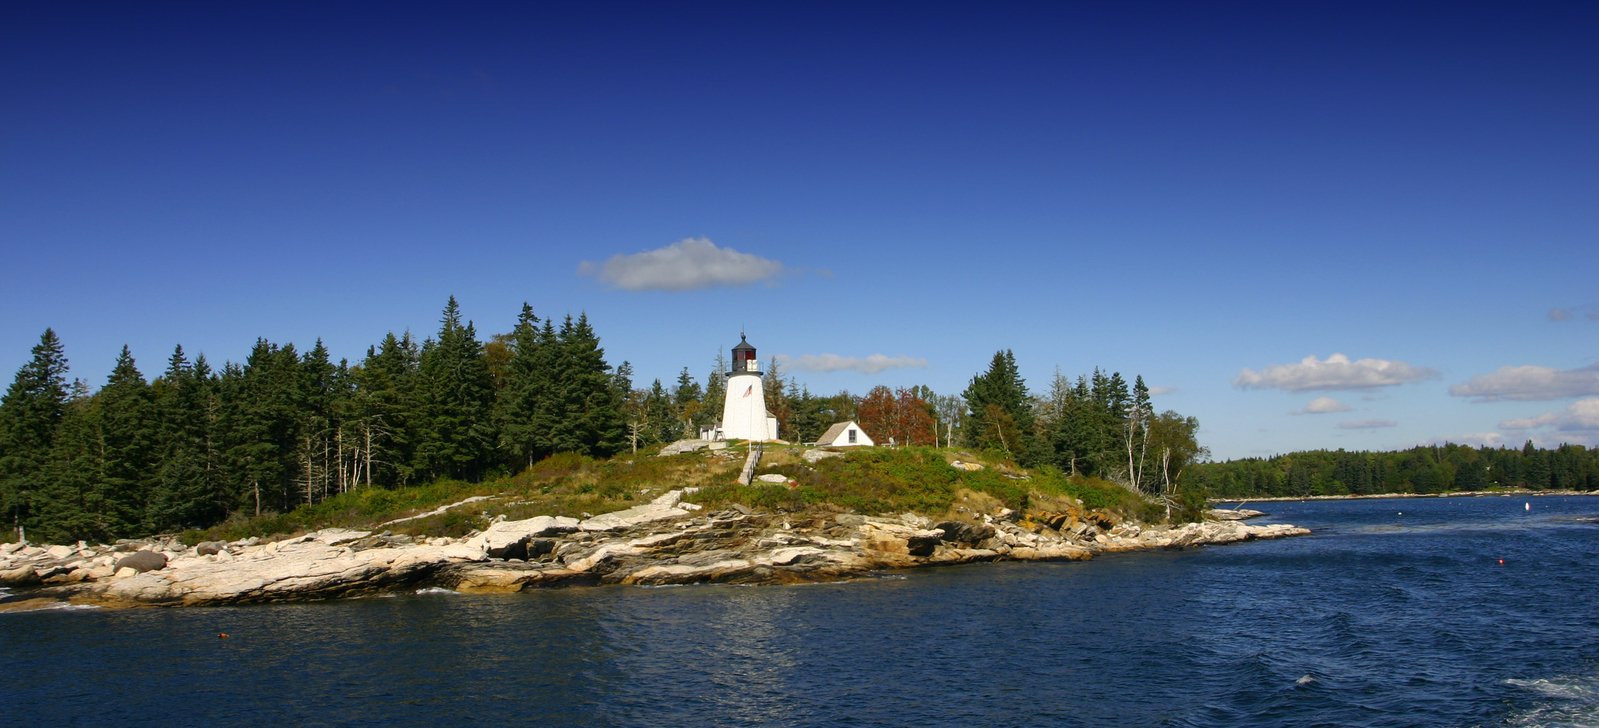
(4, 495), (1599, 727)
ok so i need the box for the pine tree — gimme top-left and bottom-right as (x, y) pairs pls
(962, 350), (1032, 455)
(673, 367), (703, 438)
(354, 332), (422, 486)
(294, 340), (339, 504)
(0, 329), (70, 541)
(415, 296), (495, 481)
(554, 313), (625, 457)
(97, 346), (156, 535)
(494, 304), (551, 470)
(703, 352), (727, 433)
(217, 340), (301, 515)
(644, 378), (676, 444)
(36, 380), (104, 543)
(147, 345), (221, 531)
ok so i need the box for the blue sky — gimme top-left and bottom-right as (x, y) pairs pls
(3, 1), (1596, 459)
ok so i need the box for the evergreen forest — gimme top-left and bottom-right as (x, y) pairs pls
(1190, 442), (1599, 499)
(1, 300), (1203, 544)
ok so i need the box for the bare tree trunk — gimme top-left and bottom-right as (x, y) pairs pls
(1161, 447), (1174, 520)
(335, 428), (345, 495)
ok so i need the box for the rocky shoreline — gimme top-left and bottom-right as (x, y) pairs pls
(0, 490), (1307, 611)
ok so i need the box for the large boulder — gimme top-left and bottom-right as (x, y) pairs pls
(473, 516), (581, 559)
(1208, 508), (1266, 521)
(195, 541), (229, 556)
(578, 495), (691, 532)
(659, 439), (711, 456)
(802, 449), (844, 464)
(115, 551), (168, 573)
(906, 531), (943, 557)
(935, 520), (996, 545)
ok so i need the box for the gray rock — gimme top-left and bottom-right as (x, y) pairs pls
(756, 474), (790, 484)
(308, 528), (371, 546)
(658, 439), (711, 456)
(935, 520), (996, 545)
(115, 551), (168, 573)
(1208, 508), (1267, 521)
(906, 531), (943, 557)
(579, 498), (690, 532)
(196, 541), (228, 556)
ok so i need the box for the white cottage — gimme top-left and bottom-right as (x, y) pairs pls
(816, 420), (874, 447)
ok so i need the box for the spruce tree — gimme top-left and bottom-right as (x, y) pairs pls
(703, 352), (727, 431)
(546, 313), (625, 457)
(296, 340), (338, 503)
(356, 332), (422, 486)
(494, 304), (550, 470)
(36, 380), (103, 543)
(415, 297), (495, 480)
(0, 329), (70, 541)
(644, 378), (676, 444)
(97, 346), (156, 535)
(673, 367), (703, 437)
(147, 345), (218, 531)
(962, 350), (1032, 455)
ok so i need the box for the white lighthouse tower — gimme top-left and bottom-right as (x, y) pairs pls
(718, 333), (776, 441)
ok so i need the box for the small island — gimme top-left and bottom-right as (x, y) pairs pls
(0, 445), (1306, 610)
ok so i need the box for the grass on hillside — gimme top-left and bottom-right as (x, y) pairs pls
(182, 445), (1165, 544)
(692, 446), (1156, 522)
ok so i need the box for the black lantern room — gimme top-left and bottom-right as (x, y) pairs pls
(730, 334), (759, 375)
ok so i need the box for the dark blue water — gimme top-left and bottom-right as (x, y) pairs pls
(4, 496), (1598, 727)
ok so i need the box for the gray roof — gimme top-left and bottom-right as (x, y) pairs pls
(817, 421), (858, 444)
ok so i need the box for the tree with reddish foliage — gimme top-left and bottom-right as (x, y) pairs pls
(857, 385), (937, 446)
(895, 387), (937, 446)
(857, 386), (896, 445)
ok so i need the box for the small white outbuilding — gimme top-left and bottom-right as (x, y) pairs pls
(816, 420), (874, 447)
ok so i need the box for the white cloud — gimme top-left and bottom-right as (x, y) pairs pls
(1449, 362), (1599, 401)
(1339, 419), (1397, 430)
(578, 237), (786, 291)
(1294, 396), (1352, 415)
(775, 353), (928, 374)
(1149, 385), (1178, 396)
(1499, 398), (1599, 432)
(1549, 308), (1572, 322)
(1235, 353), (1437, 392)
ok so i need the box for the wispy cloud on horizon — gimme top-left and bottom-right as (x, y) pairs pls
(1339, 419), (1398, 430)
(1450, 362), (1599, 401)
(1500, 397), (1599, 433)
(775, 353), (928, 375)
(578, 237), (787, 291)
(1236, 353), (1437, 392)
(1294, 396), (1353, 415)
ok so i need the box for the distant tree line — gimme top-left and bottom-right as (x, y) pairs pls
(0, 298), (629, 544)
(1190, 442), (1599, 498)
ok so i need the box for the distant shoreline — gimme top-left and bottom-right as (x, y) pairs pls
(1213, 489), (1599, 504)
